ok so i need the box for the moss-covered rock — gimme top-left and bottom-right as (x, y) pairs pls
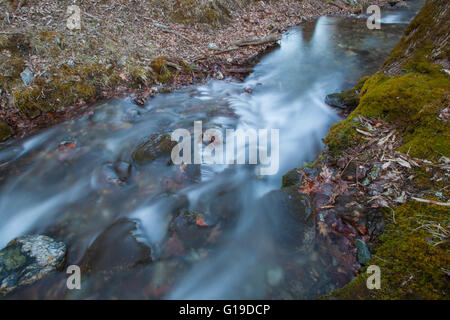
(324, 77), (368, 111)
(132, 133), (178, 164)
(281, 168), (302, 188)
(0, 121), (13, 142)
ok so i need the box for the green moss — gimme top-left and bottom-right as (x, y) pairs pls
(12, 63), (106, 118)
(0, 33), (30, 54)
(383, 0), (449, 75)
(358, 72), (448, 124)
(324, 69), (450, 159)
(0, 121), (13, 142)
(325, 202), (449, 299)
(150, 57), (176, 83)
(323, 115), (362, 156)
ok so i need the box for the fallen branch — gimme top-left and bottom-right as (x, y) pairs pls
(193, 33), (281, 62)
(411, 197), (450, 207)
(232, 33), (282, 47)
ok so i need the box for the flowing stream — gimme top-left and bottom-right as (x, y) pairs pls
(0, 2), (424, 299)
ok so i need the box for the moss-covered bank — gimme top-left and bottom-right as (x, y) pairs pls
(321, 0), (449, 299)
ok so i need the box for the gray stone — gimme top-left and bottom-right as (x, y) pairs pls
(325, 90), (359, 111)
(20, 68), (34, 85)
(355, 239), (371, 264)
(260, 186), (314, 250)
(0, 235), (66, 296)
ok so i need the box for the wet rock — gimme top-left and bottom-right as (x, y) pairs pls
(181, 163), (201, 183)
(0, 121), (13, 142)
(114, 161), (132, 181)
(167, 210), (213, 253)
(123, 108), (143, 122)
(132, 133), (177, 164)
(92, 162), (131, 188)
(325, 89), (359, 111)
(80, 218), (152, 275)
(261, 185), (314, 249)
(355, 239), (371, 264)
(0, 235), (66, 296)
(282, 168), (302, 188)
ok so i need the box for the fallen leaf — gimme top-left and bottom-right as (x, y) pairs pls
(196, 216), (208, 227)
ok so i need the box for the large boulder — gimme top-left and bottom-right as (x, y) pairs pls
(0, 235), (66, 296)
(260, 186), (315, 250)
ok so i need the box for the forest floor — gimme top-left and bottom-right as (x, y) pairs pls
(0, 0), (388, 141)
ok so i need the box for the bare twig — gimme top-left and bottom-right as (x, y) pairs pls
(193, 33), (281, 62)
(232, 33), (281, 47)
(411, 197), (450, 207)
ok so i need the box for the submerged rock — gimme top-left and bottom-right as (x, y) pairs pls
(132, 133), (177, 164)
(80, 218), (152, 275)
(0, 121), (13, 142)
(0, 235), (66, 296)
